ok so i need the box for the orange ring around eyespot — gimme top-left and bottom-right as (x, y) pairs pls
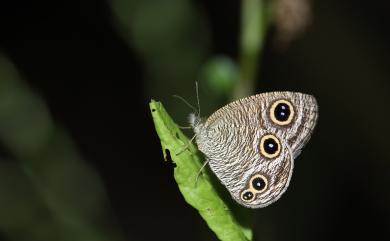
(270, 99), (295, 126)
(240, 189), (255, 202)
(249, 174), (268, 193)
(259, 134), (281, 159)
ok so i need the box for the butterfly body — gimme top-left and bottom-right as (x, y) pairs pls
(190, 92), (318, 208)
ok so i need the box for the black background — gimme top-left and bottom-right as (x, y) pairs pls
(0, 1), (389, 241)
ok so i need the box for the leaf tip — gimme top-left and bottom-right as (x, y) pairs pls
(149, 99), (161, 114)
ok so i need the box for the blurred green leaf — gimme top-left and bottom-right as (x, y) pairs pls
(111, 0), (211, 123)
(149, 100), (252, 241)
(202, 56), (239, 97)
(0, 53), (124, 241)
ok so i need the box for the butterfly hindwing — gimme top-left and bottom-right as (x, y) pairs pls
(192, 92), (318, 208)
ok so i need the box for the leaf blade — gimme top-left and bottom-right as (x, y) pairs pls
(149, 100), (252, 241)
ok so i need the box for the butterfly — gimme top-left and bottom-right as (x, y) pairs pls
(190, 92), (318, 208)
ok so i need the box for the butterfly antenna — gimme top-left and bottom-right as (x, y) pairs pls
(195, 81), (201, 118)
(172, 94), (198, 115)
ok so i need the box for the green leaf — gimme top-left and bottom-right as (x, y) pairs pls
(201, 56), (239, 97)
(149, 100), (253, 241)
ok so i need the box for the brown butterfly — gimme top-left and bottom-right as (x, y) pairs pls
(190, 92), (318, 208)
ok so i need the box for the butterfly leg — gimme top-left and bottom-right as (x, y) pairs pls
(195, 159), (209, 185)
(175, 134), (196, 155)
(177, 125), (192, 129)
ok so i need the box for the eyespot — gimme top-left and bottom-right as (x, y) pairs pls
(240, 190), (255, 202)
(250, 174), (268, 193)
(259, 134), (281, 158)
(270, 99), (295, 126)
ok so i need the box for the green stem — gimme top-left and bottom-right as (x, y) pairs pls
(234, 0), (271, 100)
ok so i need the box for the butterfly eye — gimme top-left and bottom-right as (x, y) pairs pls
(241, 190), (255, 202)
(250, 174), (268, 193)
(270, 99), (295, 125)
(259, 134), (281, 158)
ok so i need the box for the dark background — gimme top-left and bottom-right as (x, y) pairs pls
(0, 0), (389, 241)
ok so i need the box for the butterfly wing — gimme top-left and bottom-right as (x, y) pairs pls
(194, 92), (318, 208)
